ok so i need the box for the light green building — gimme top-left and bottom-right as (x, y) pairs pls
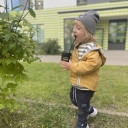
(5, 0), (128, 51)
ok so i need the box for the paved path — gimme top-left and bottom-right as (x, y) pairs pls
(38, 50), (128, 65)
(104, 50), (128, 65)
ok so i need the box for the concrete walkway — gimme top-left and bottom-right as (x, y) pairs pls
(104, 50), (128, 65)
(38, 50), (128, 65)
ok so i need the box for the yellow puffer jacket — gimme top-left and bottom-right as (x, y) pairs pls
(70, 43), (106, 91)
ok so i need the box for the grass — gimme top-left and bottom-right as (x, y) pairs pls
(0, 62), (128, 128)
(94, 65), (128, 112)
(17, 62), (71, 104)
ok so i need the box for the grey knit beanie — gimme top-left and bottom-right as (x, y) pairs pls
(75, 10), (100, 35)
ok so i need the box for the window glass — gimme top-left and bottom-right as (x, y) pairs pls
(11, 0), (29, 11)
(117, 21), (126, 43)
(77, 0), (87, 6)
(30, 0), (34, 8)
(109, 22), (117, 43)
(38, 25), (44, 43)
(12, 0), (19, 11)
(109, 20), (127, 44)
(64, 19), (74, 51)
(33, 24), (44, 43)
(6, 0), (10, 12)
(32, 25), (38, 41)
(35, 0), (43, 10)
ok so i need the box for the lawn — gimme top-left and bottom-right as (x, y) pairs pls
(0, 62), (128, 128)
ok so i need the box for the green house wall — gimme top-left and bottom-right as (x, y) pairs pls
(25, 1), (128, 50)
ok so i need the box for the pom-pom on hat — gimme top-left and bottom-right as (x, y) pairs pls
(75, 10), (100, 35)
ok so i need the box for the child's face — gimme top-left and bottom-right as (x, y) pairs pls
(73, 20), (86, 44)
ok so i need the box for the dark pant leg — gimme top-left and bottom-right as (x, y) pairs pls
(76, 89), (94, 124)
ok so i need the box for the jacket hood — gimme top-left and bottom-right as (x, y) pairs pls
(96, 44), (106, 66)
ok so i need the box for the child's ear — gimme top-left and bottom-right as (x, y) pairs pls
(84, 34), (88, 40)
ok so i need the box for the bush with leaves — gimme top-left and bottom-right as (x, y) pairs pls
(0, 3), (37, 112)
(40, 39), (61, 55)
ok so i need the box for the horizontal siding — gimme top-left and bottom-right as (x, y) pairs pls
(97, 20), (109, 50)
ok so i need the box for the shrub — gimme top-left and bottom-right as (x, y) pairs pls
(0, 2), (36, 112)
(40, 39), (61, 55)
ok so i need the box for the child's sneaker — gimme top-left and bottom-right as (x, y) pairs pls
(88, 106), (97, 118)
(75, 122), (89, 128)
(86, 124), (89, 128)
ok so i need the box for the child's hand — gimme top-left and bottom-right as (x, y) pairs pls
(60, 60), (72, 71)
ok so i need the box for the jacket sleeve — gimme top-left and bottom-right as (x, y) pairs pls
(70, 51), (102, 75)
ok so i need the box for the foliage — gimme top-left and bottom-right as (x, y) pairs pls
(0, 3), (37, 112)
(40, 39), (61, 55)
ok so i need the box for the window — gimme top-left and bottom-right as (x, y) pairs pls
(35, 0), (43, 10)
(11, 0), (29, 11)
(6, 0), (10, 12)
(77, 0), (87, 6)
(29, 0), (43, 10)
(110, 0), (128, 2)
(64, 19), (74, 51)
(12, 0), (19, 11)
(10, 0), (43, 11)
(109, 20), (127, 44)
(108, 20), (127, 50)
(33, 24), (44, 44)
(29, 0), (34, 8)
(37, 25), (44, 43)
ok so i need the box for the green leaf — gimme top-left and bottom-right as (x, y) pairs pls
(0, 104), (5, 109)
(2, 75), (13, 82)
(5, 58), (12, 65)
(11, 33), (18, 38)
(5, 58), (17, 65)
(11, 5), (23, 11)
(14, 75), (21, 82)
(8, 42), (16, 49)
(11, 88), (16, 95)
(0, 13), (9, 21)
(10, 108), (14, 113)
(0, 29), (10, 34)
(0, 21), (7, 25)
(3, 88), (9, 95)
(7, 83), (18, 89)
(13, 104), (18, 110)
(5, 53), (10, 58)
(5, 34), (11, 42)
(2, 47), (8, 55)
(3, 114), (8, 124)
(18, 38), (25, 43)
(28, 7), (36, 18)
